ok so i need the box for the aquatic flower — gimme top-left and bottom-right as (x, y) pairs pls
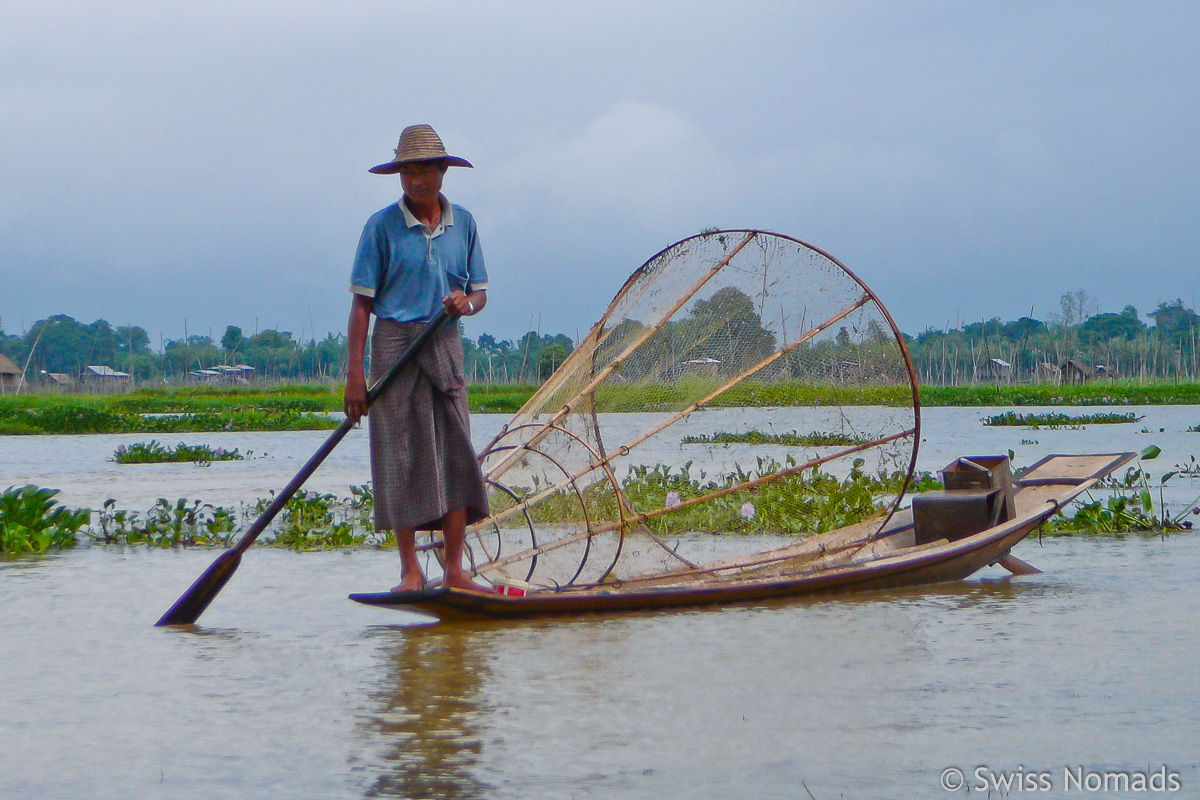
(116, 444), (126, 453)
(666, 491), (681, 509)
(1193, 507), (1199, 516)
(215, 446), (225, 456)
(740, 501), (755, 521)
(306, 491), (318, 501)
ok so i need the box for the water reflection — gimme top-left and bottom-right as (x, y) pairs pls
(360, 624), (493, 799)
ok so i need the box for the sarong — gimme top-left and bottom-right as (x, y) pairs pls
(368, 318), (489, 532)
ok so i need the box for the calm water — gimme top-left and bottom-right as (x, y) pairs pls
(3, 408), (1200, 798)
(2, 540), (1199, 799)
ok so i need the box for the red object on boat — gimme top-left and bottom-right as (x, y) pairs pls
(492, 585), (526, 597)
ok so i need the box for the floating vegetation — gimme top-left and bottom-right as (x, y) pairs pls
(1175, 455), (1200, 477)
(0, 403), (337, 435)
(1042, 491), (1199, 535)
(0, 486), (90, 556)
(487, 459), (937, 536)
(982, 411), (1144, 429)
(1042, 448), (1200, 535)
(90, 498), (237, 547)
(112, 440), (246, 464)
(88, 487), (382, 551)
(681, 430), (870, 447)
(253, 488), (380, 550)
(920, 382), (1200, 407)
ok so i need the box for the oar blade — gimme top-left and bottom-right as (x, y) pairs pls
(156, 549), (243, 626)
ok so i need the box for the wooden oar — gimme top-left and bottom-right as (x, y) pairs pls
(156, 309), (453, 626)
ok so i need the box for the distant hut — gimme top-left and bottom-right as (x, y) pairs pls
(682, 357), (720, 378)
(215, 364), (255, 383)
(0, 354), (21, 390)
(976, 358), (1012, 382)
(83, 365), (131, 388)
(44, 372), (74, 389)
(188, 369), (223, 384)
(1060, 359), (1092, 385)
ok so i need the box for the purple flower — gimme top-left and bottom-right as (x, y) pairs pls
(215, 446), (225, 456)
(740, 501), (755, 522)
(1192, 507), (1199, 516)
(1184, 521), (1194, 529)
(666, 491), (681, 509)
(117, 444), (126, 453)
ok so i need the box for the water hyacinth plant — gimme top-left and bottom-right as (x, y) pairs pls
(1041, 446), (1200, 534)
(681, 430), (870, 447)
(112, 440), (246, 464)
(617, 458), (918, 535)
(88, 487), (381, 551)
(983, 411), (1144, 429)
(0, 485), (90, 555)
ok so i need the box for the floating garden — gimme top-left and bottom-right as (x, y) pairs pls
(680, 430), (871, 447)
(112, 440), (246, 464)
(5, 448), (1200, 557)
(982, 411), (1144, 429)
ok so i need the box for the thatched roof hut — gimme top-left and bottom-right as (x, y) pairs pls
(0, 353), (21, 389)
(1061, 359), (1092, 384)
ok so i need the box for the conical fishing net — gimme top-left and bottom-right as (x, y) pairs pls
(439, 230), (919, 592)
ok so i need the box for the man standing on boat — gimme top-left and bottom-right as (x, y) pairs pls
(343, 124), (490, 592)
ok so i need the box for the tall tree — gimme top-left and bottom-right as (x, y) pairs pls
(1149, 300), (1200, 344)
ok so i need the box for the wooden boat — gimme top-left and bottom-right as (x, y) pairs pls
(351, 452), (1134, 621)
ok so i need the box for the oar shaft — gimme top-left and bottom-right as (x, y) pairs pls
(156, 310), (452, 626)
(233, 308), (452, 556)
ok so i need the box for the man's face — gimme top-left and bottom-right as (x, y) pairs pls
(399, 160), (446, 205)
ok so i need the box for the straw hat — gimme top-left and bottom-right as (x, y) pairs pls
(368, 124), (473, 174)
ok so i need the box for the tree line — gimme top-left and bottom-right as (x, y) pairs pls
(3, 290), (1198, 388)
(907, 292), (1200, 383)
(0, 314), (575, 387)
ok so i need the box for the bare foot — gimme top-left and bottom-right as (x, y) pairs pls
(390, 574), (425, 593)
(441, 572), (491, 593)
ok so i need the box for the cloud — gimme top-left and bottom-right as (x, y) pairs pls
(485, 102), (724, 230)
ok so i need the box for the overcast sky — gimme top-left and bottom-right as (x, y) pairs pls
(2, 1), (1197, 346)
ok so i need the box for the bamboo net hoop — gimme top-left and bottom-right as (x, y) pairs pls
(436, 230), (920, 592)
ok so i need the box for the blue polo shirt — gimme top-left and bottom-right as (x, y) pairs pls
(349, 194), (488, 322)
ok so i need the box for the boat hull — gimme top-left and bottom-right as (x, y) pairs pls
(350, 452), (1134, 621)
(351, 514), (1038, 620)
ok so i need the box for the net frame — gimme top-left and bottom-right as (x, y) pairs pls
(434, 230), (922, 591)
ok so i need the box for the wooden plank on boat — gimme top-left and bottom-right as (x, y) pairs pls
(1016, 453), (1135, 486)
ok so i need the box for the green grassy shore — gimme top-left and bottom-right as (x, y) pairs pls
(2, 380), (1199, 435)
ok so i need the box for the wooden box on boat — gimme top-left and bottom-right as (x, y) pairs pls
(942, 455), (1016, 517)
(912, 455), (1017, 545)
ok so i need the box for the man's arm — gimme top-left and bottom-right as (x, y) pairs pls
(344, 293), (373, 423)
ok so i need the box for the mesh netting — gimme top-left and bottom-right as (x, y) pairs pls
(436, 230), (919, 591)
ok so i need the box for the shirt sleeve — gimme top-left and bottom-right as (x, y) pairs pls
(465, 215), (488, 292)
(349, 216), (387, 298)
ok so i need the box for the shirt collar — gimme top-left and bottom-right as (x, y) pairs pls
(400, 194), (454, 230)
